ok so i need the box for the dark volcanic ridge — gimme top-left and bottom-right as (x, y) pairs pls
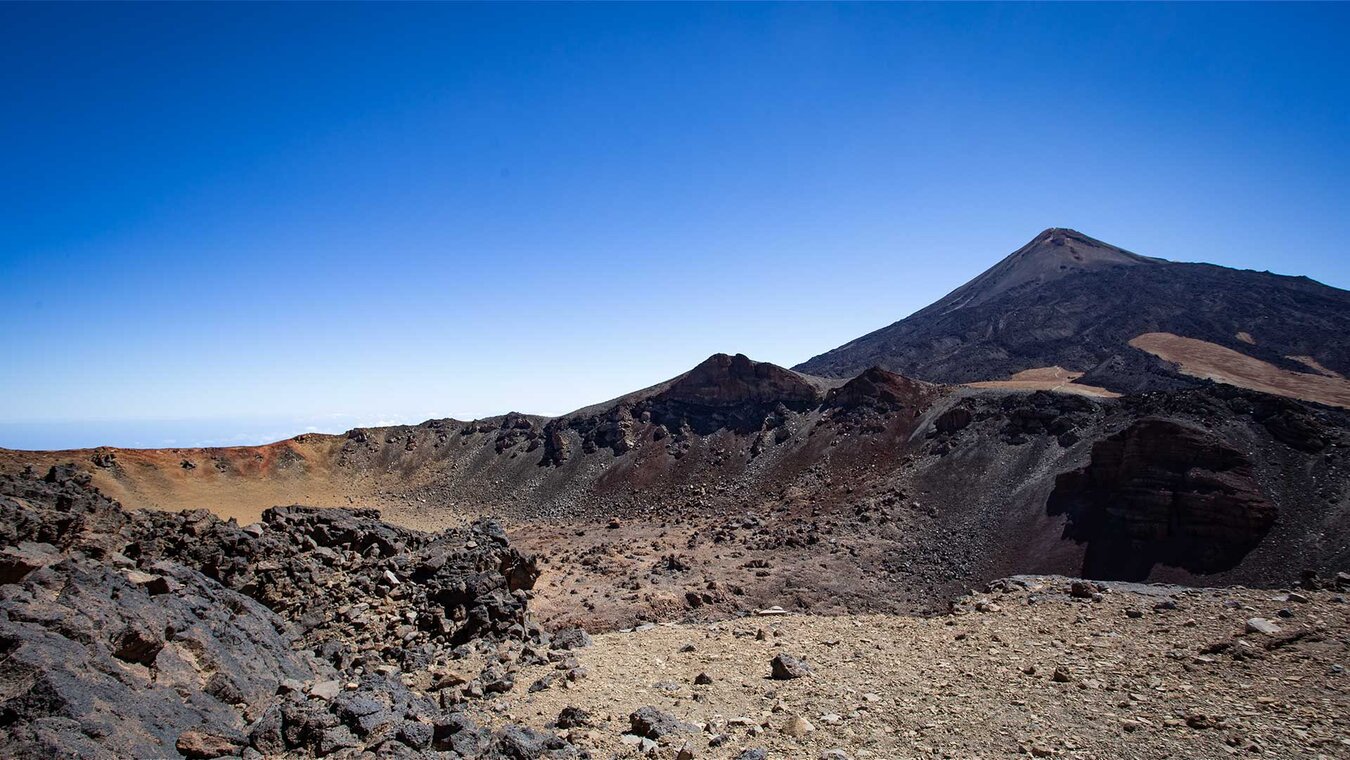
(5, 351), (1348, 634)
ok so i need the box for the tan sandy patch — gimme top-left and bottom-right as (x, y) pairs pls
(965, 366), (1119, 398)
(1130, 332), (1350, 408)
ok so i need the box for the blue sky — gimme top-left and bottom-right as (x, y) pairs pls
(2, 3), (1347, 449)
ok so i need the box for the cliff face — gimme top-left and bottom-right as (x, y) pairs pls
(1048, 418), (1276, 579)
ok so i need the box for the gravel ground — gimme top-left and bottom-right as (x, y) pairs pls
(471, 577), (1349, 759)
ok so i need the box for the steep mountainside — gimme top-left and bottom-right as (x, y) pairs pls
(795, 228), (1350, 400)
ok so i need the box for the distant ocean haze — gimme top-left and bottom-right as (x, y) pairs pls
(0, 414), (433, 451)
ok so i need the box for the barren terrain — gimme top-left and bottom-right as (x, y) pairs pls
(2, 228), (1348, 759)
(965, 367), (1119, 398)
(473, 577), (1350, 759)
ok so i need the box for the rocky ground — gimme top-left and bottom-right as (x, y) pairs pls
(0, 466), (582, 759)
(471, 577), (1350, 759)
(2, 464), (1348, 759)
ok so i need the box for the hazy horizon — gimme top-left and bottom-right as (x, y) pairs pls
(4, 3), (1348, 450)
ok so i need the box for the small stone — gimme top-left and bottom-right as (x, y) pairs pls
(1186, 713), (1219, 730)
(1051, 666), (1073, 683)
(694, 672), (713, 685)
(1245, 618), (1281, 635)
(176, 730), (242, 759)
(309, 680), (341, 700)
(771, 653), (811, 680)
(556, 706), (592, 728)
(784, 715), (815, 737)
(629, 706), (697, 739)
(552, 628), (593, 650)
(277, 678), (305, 695)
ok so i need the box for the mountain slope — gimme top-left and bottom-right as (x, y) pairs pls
(795, 228), (1350, 400)
(4, 353), (1347, 630)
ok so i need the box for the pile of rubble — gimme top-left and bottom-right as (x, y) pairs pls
(0, 466), (582, 758)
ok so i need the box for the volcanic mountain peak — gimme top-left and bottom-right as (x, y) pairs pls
(796, 227), (1350, 398)
(918, 227), (1163, 317)
(661, 352), (823, 407)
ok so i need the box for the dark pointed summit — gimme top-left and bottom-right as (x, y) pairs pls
(916, 228), (1163, 317)
(662, 353), (821, 407)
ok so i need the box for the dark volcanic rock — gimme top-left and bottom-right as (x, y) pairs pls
(555, 705), (592, 729)
(628, 706), (698, 739)
(1047, 418), (1276, 579)
(550, 627), (593, 650)
(0, 467), (576, 760)
(0, 543), (324, 758)
(770, 652), (812, 679)
(129, 503), (545, 666)
(0, 542), (59, 583)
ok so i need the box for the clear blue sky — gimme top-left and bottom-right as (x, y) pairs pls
(2, 3), (1347, 449)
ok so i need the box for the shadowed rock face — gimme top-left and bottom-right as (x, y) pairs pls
(1047, 418), (1276, 580)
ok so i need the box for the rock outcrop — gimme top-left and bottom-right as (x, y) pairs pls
(0, 467), (576, 759)
(663, 353), (821, 408)
(1047, 419), (1276, 579)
